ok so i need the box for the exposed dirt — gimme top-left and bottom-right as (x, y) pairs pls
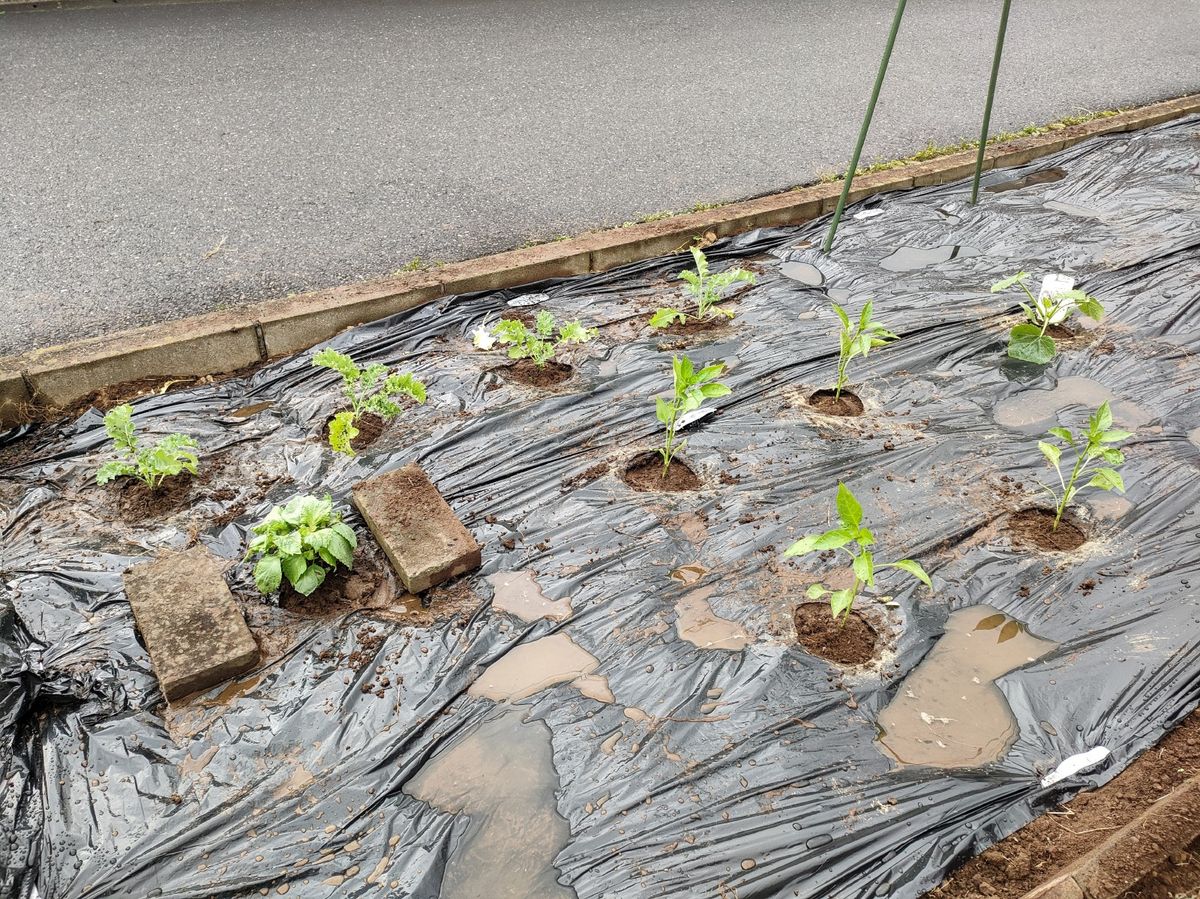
(808, 389), (865, 417)
(561, 461), (611, 492)
(1123, 837), (1200, 898)
(793, 602), (879, 666)
(322, 411), (386, 449)
(934, 711), (1200, 899)
(497, 359), (573, 388)
(620, 452), (702, 492)
(1008, 507), (1088, 552)
(654, 314), (732, 337)
(116, 473), (195, 519)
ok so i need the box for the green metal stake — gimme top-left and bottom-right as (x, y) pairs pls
(970, 0), (1013, 204)
(822, 0), (908, 255)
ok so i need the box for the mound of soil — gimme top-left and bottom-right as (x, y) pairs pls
(1008, 507), (1087, 552)
(653, 315), (732, 338)
(324, 411), (386, 449)
(117, 474), (194, 519)
(793, 602), (879, 666)
(621, 452), (702, 493)
(498, 359), (573, 388)
(808, 389), (865, 417)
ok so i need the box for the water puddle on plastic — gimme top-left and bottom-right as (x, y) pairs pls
(488, 571), (572, 622)
(985, 167), (1067, 194)
(878, 244), (982, 273)
(405, 708), (574, 899)
(1044, 199), (1103, 219)
(228, 401), (273, 419)
(468, 633), (599, 702)
(877, 605), (1057, 768)
(993, 375), (1152, 434)
(780, 261), (826, 287)
(669, 563), (709, 585)
(674, 586), (750, 651)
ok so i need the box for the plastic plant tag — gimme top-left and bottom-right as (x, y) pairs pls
(1038, 274), (1075, 302)
(507, 292), (549, 308)
(1040, 746), (1111, 788)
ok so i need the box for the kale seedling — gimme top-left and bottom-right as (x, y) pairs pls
(246, 494), (357, 596)
(95, 404), (199, 489)
(991, 271), (1103, 364)
(783, 483), (931, 624)
(656, 354), (730, 477)
(650, 247), (756, 328)
(830, 301), (898, 398)
(313, 348), (426, 456)
(481, 310), (597, 366)
(1036, 400), (1128, 530)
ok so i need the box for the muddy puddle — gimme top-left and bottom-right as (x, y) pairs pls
(674, 586), (750, 651)
(877, 605), (1057, 768)
(468, 633), (600, 702)
(780, 261), (825, 287)
(993, 375), (1152, 434)
(985, 167), (1067, 193)
(878, 244), (982, 272)
(405, 708), (573, 899)
(488, 571), (572, 622)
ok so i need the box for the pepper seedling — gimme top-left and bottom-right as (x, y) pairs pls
(1036, 400), (1129, 530)
(650, 247), (756, 328)
(991, 271), (1103, 364)
(245, 494), (357, 596)
(96, 404), (199, 490)
(477, 310), (597, 366)
(313, 348), (426, 457)
(783, 483), (930, 625)
(830, 301), (898, 399)
(656, 354), (730, 477)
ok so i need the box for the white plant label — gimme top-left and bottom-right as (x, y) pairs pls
(1040, 745), (1110, 788)
(1038, 273), (1075, 302)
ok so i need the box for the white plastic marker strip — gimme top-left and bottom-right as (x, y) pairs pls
(1038, 273), (1075, 301)
(1040, 746), (1111, 788)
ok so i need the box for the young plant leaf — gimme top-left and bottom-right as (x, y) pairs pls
(835, 482), (863, 529)
(1007, 323), (1056, 364)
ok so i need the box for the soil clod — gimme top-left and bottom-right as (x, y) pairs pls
(498, 359), (573, 388)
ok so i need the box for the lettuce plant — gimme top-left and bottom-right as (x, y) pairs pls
(1037, 401), (1128, 530)
(831, 301), (897, 399)
(783, 483), (930, 625)
(656, 355), (730, 477)
(95, 404), (199, 490)
(991, 271), (1103, 364)
(479, 310), (597, 366)
(650, 247), (756, 328)
(246, 494), (357, 596)
(313, 348), (426, 456)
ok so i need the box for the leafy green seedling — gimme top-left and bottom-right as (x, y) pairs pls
(656, 355), (730, 477)
(991, 271), (1103, 364)
(1036, 400), (1128, 531)
(483, 310), (597, 366)
(783, 483), (931, 625)
(95, 404), (199, 490)
(313, 348), (426, 457)
(246, 494), (357, 596)
(831, 301), (898, 398)
(650, 246), (756, 328)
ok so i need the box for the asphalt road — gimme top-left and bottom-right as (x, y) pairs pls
(2, 0), (1197, 356)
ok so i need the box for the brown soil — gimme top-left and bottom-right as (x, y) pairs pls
(1008, 507), (1087, 552)
(1123, 838), (1200, 898)
(561, 461), (611, 491)
(808, 389), (865, 417)
(934, 711), (1200, 899)
(116, 474), (195, 519)
(654, 315), (732, 338)
(1046, 323), (1077, 340)
(793, 602), (880, 666)
(497, 359), (573, 388)
(620, 452), (702, 492)
(323, 411), (386, 449)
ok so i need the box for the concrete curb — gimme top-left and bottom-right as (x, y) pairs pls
(1021, 776), (1200, 899)
(2, 93), (1198, 427)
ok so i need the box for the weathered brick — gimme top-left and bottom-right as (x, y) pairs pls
(353, 463), (481, 593)
(123, 547), (258, 702)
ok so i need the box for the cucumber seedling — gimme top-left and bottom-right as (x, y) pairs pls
(656, 354), (730, 477)
(313, 348), (426, 457)
(481, 310), (597, 366)
(650, 247), (756, 328)
(246, 494), (357, 597)
(829, 301), (898, 400)
(783, 483), (930, 625)
(991, 271), (1103, 364)
(1036, 400), (1128, 530)
(95, 404), (199, 490)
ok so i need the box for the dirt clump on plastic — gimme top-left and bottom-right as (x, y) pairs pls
(498, 359), (574, 388)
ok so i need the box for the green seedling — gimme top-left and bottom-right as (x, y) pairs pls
(1036, 400), (1128, 531)
(478, 310), (597, 366)
(95, 404), (199, 490)
(650, 247), (756, 328)
(313, 348), (426, 457)
(656, 355), (730, 477)
(246, 494), (357, 597)
(831, 301), (898, 399)
(991, 271), (1103, 364)
(783, 483), (931, 625)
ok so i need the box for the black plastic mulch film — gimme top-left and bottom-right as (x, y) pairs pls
(2, 118), (1199, 899)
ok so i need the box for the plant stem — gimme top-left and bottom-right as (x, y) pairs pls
(1054, 453), (1088, 531)
(837, 576), (861, 628)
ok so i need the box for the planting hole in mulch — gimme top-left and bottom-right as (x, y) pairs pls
(322, 411), (386, 449)
(793, 602), (879, 667)
(620, 452), (702, 493)
(807, 389), (865, 417)
(1008, 507), (1087, 552)
(116, 475), (195, 519)
(496, 359), (574, 388)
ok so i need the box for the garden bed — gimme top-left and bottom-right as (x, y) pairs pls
(1, 116), (1199, 898)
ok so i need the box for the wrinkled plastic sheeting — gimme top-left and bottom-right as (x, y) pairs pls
(2, 116), (1199, 899)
